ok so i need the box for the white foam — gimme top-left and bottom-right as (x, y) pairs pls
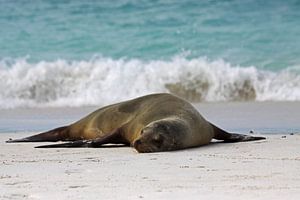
(0, 56), (300, 109)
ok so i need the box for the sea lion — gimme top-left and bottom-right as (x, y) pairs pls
(6, 93), (265, 153)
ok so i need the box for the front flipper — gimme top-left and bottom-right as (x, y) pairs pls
(35, 127), (128, 148)
(35, 140), (92, 148)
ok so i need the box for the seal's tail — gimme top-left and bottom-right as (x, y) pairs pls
(6, 126), (69, 143)
(211, 124), (266, 142)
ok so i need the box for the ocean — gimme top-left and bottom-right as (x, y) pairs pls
(1, 0), (300, 109)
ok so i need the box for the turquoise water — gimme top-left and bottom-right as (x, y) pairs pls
(1, 0), (300, 69)
(1, 0), (300, 108)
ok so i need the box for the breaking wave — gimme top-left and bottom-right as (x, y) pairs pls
(0, 56), (300, 109)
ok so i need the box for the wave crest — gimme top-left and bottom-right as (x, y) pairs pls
(0, 57), (300, 108)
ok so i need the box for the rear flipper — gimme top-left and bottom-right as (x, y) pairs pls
(221, 133), (265, 143)
(6, 126), (69, 143)
(35, 128), (128, 148)
(211, 124), (266, 143)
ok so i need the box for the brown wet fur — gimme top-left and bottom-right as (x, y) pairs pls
(6, 93), (265, 152)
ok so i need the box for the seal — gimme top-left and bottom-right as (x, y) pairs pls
(6, 93), (265, 153)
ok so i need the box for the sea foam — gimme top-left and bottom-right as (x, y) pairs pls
(0, 56), (300, 109)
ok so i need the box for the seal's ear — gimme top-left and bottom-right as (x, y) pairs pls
(156, 123), (169, 132)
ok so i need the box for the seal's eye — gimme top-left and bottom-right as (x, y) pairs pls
(152, 135), (163, 148)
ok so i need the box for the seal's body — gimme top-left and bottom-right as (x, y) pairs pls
(7, 93), (265, 153)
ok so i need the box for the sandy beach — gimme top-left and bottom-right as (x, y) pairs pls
(1, 102), (300, 200)
(1, 134), (299, 200)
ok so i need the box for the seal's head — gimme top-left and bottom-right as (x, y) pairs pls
(133, 120), (184, 153)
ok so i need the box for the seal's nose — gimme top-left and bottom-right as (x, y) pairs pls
(133, 139), (141, 149)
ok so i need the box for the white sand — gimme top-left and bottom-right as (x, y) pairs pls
(1, 133), (299, 200)
(1, 102), (300, 199)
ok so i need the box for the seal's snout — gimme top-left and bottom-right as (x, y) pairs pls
(133, 139), (141, 149)
(133, 139), (151, 153)
(133, 139), (145, 153)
